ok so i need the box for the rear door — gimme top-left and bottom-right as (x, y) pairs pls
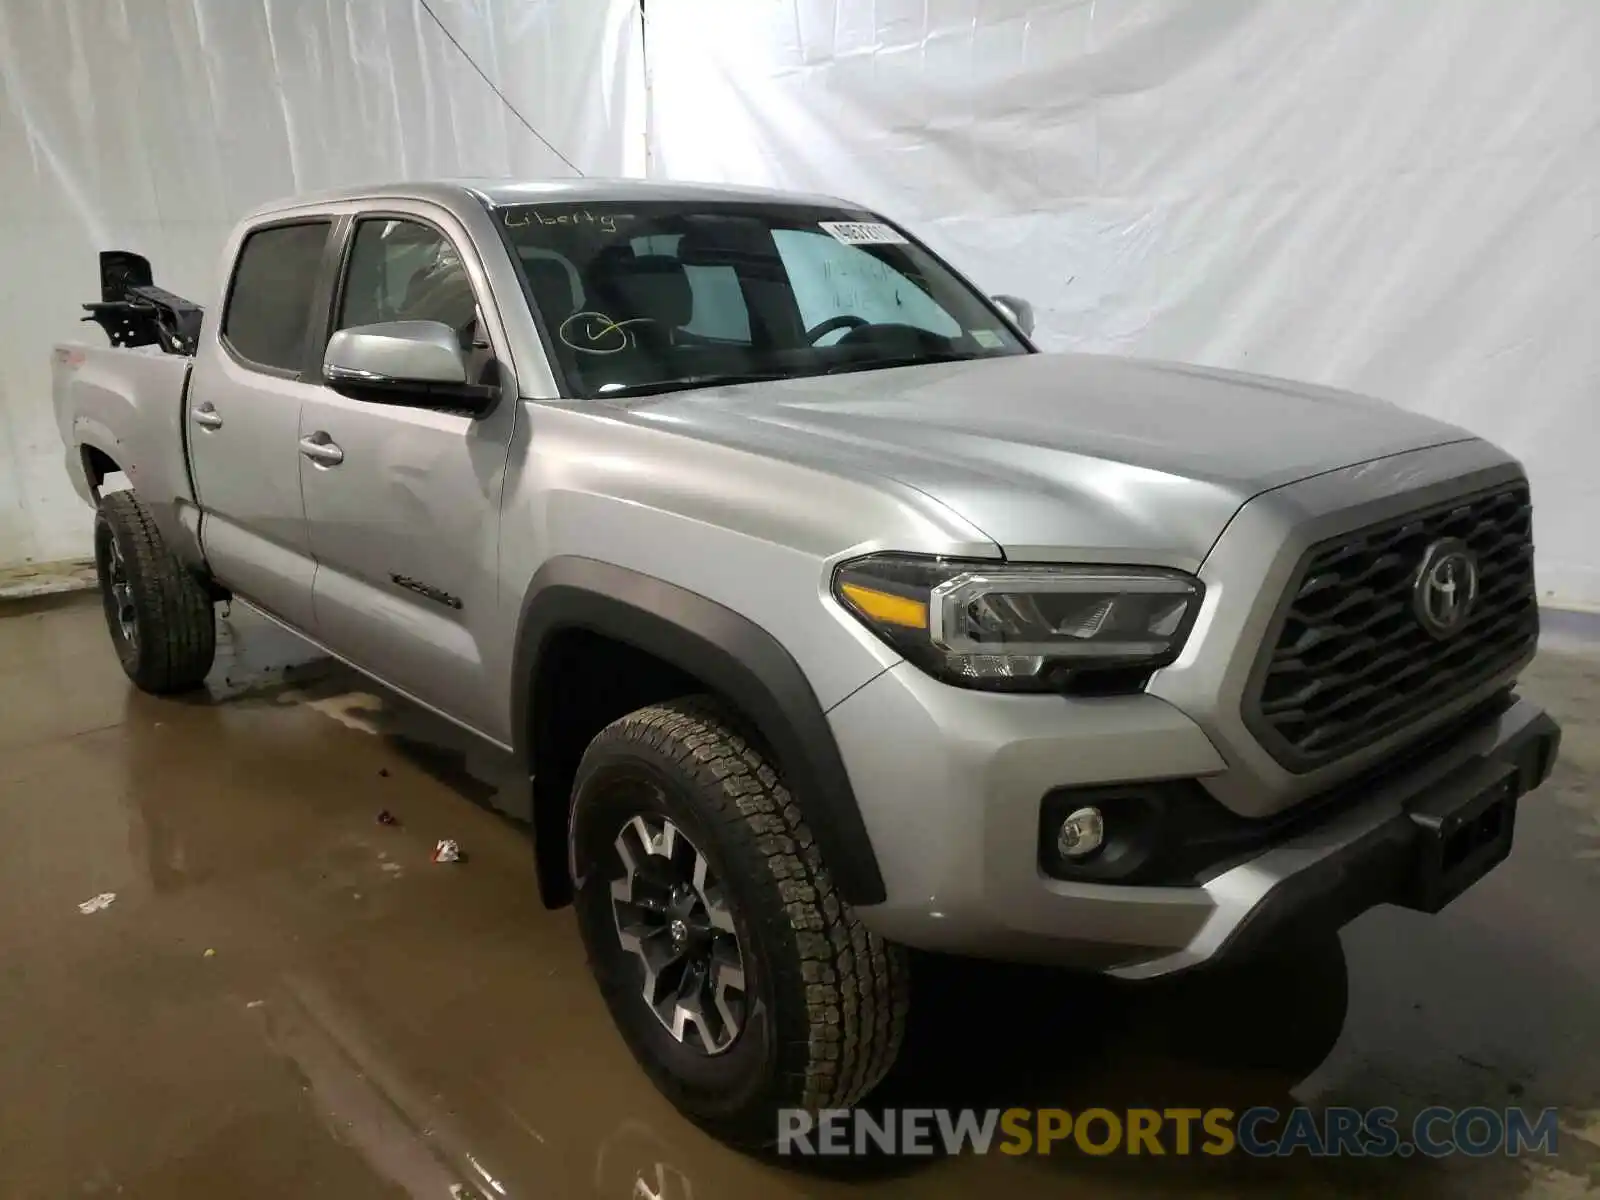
(297, 207), (517, 737)
(186, 219), (336, 630)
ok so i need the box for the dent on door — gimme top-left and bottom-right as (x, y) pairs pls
(299, 397), (512, 737)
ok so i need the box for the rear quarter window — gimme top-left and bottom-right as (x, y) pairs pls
(221, 221), (332, 372)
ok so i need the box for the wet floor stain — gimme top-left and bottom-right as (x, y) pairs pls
(1, 594), (1598, 1198)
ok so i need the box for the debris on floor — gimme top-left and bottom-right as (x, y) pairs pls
(5, 595), (1599, 1198)
(204, 948), (216, 957)
(76, 892), (116, 915)
(0, 558), (97, 600)
(377, 808), (400, 826)
(432, 839), (463, 864)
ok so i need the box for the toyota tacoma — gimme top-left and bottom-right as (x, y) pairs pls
(52, 179), (1561, 1149)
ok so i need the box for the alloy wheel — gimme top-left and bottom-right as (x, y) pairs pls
(106, 533), (138, 650)
(610, 814), (747, 1055)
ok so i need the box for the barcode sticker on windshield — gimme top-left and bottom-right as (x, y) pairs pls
(820, 221), (909, 246)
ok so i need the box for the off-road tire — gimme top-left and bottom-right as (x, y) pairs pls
(571, 697), (909, 1151)
(93, 490), (216, 694)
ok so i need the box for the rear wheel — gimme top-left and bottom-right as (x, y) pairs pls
(93, 490), (216, 694)
(571, 698), (909, 1150)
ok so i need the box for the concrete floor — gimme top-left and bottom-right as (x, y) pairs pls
(1, 595), (1597, 1198)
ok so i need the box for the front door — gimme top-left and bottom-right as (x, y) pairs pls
(186, 219), (334, 631)
(298, 211), (516, 738)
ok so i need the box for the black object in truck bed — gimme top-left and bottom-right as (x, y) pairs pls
(82, 250), (204, 356)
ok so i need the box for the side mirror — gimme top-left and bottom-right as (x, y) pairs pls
(991, 294), (1035, 339)
(323, 320), (495, 412)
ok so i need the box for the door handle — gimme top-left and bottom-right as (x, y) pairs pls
(298, 433), (344, 467)
(191, 403), (223, 430)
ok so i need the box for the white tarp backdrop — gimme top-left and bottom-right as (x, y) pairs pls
(0, 0), (642, 568)
(646, 0), (1600, 611)
(2, 0), (1596, 611)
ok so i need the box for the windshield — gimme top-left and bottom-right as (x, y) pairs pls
(493, 200), (1030, 398)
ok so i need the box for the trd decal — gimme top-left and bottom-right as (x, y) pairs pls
(390, 574), (464, 611)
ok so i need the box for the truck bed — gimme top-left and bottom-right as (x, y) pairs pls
(52, 342), (197, 529)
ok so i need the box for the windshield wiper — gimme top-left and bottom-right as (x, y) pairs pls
(592, 371), (797, 398)
(822, 351), (978, 376)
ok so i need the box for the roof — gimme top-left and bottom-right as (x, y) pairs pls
(247, 177), (857, 220)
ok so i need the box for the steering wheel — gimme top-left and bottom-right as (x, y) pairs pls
(804, 314), (870, 344)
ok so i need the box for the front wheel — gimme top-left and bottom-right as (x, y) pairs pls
(571, 698), (909, 1151)
(93, 490), (216, 694)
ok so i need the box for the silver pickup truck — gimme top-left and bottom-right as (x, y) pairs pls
(54, 178), (1560, 1148)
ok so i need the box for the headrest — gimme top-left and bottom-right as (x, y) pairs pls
(589, 250), (693, 330)
(399, 258), (474, 329)
(522, 255), (579, 322)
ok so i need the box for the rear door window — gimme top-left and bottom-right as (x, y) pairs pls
(221, 221), (332, 372)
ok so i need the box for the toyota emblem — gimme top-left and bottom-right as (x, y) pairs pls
(1412, 538), (1480, 638)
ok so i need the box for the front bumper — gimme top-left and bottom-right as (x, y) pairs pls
(828, 663), (1560, 977)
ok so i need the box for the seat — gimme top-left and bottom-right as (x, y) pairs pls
(586, 249), (693, 348)
(523, 255), (580, 330)
(399, 256), (476, 335)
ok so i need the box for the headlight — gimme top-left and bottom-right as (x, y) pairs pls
(832, 553), (1202, 694)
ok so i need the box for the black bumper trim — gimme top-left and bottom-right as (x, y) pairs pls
(1040, 690), (1522, 888)
(1208, 709), (1562, 967)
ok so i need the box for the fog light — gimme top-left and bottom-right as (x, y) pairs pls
(1057, 807), (1105, 859)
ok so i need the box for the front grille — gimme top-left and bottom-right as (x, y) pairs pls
(1245, 483), (1538, 771)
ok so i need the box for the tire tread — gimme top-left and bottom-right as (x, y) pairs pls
(584, 696), (908, 1139)
(97, 491), (215, 693)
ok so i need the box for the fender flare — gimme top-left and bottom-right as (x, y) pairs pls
(74, 432), (123, 494)
(74, 435), (209, 576)
(510, 556), (887, 907)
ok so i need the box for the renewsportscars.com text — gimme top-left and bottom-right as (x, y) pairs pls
(778, 1106), (1561, 1159)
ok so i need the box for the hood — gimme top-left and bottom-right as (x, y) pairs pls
(615, 352), (1475, 564)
